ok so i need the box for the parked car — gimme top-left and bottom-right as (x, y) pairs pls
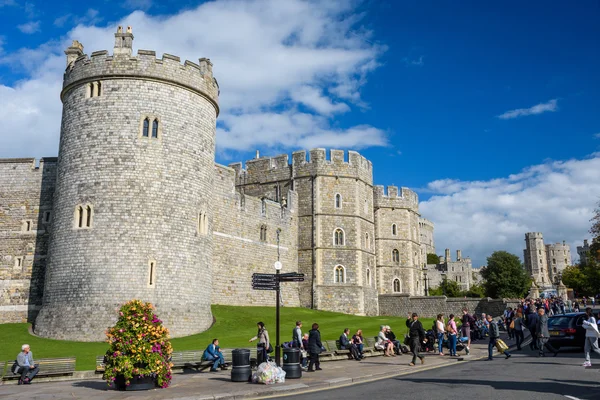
(547, 312), (587, 350)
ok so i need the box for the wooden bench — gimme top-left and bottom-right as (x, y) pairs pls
(2, 357), (76, 381)
(366, 337), (384, 355)
(95, 355), (105, 373)
(330, 340), (355, 359)
(170, 350), (210, 371)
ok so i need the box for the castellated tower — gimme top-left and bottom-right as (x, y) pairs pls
(523, 232), (550, 288)
(374, 186), (422, 295)
(35, 27), (220, 341)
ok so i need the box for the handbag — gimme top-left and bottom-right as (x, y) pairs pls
(267, 343), (274, 353)
(11, 361), (19, 374)
(509, 320), (515, 329)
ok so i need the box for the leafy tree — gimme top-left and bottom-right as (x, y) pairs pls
(562, 265), (590, 295)
(428, 278), (461, 297)
(463, 284), (485, 298)
(427, 253), (441, 265)
(480, 251), (530, 298)
(591, 201), (600, 241)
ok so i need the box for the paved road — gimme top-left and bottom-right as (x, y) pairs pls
(287, 348), (600, 400)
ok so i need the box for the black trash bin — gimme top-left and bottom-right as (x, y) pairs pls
(282, 347), (302, 379)
(231, 348), (252, 382)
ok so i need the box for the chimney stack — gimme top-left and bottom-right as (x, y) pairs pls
(457, 250), (462, 261)
(445, 249), (451, 263)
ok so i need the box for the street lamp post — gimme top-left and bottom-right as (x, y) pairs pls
(423, 267), (429, 296)
(274, 229), (282, 367)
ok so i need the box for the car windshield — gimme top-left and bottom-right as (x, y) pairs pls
(548, 316), (572, 328)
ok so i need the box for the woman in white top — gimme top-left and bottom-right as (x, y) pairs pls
(436, 314), (446, 355)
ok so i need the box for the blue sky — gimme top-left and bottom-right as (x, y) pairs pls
(0, 0), (599, 267)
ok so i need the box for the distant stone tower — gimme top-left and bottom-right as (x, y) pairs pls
(35, 27), (220, 341)
(546, 241), (571, 281)
(373, 186), (422, 295)
(523, 232), (550, 288)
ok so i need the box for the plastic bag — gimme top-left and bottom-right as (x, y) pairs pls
(252, 361), (286, 385)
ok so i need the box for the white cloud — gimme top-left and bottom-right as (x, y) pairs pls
(54, 9), (102, 28)
(594, 133), (600, 139)
(420, 154), (600, 268)
(0, 0), (17, 7)
(497, 99), (558, 120)
(0, 0), (387, 159)
(17, 20), (41, 34)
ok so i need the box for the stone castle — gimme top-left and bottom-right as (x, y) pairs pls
(0, 28), (473, 341)
(523, 232), (572, 290)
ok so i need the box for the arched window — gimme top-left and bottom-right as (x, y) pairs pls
(392, 224), (397, 236)
(334, 228), (345, 246)
(86, 205), (92, 227)
(392, 249), (399, 263)
(335, 193), (342, 209)
(151, 119), (159, 138)
(393, 278), (400, 293)
(77, 206), (84, 228)
(142, 118), (150, 137)
(261, 200), (267, 216)
(260, 225), (267, 242)
(334, 265), (345, 283)
(366, 268), (371, 286)
(97, 81), (102, 97)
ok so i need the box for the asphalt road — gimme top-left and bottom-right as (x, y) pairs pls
(287, 348), (600, 400)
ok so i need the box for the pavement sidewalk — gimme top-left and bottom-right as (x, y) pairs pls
(0, 333), (525, 400)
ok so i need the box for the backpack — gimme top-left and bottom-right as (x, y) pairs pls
(432, 322), (438, 334)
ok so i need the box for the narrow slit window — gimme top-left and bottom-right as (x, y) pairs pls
(97, 81), (102, 96)
(148, 261), (156, 286)
(392, 249), (399, 263)
(25, 221), (31, 232)
(335, 194), (342, 209)
(142, 118), (150, 137)
(392, 224), (397, 236)
(152, 119), (159, 138)
(86, 206), (92, 227)
(77, 206), (84, 228)
(393, 279), (400, 293)
(15, 257), (23, 268)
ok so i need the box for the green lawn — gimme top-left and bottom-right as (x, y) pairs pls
(0, 305), (434, 371)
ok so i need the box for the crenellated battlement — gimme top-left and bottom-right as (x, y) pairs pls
(373, 185), (419, 212)
(229, 148), (373, 185)
(419, 217), (434, 229)
(525, 232), (544, 240)
(62, 27), (219, 111)
(0, 157), (57, 171)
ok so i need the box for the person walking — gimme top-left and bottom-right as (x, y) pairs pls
(249, 321), (271, 363)
(436, 314), (446, 356)
(446, 314), (458, 357)
(527, 308), (539, 350)
(14, 344), (39, 385)
(512, 312), (525, 351)
(406, 313), (426, 366)
(582, 307), (600, 367)
(461, 309), (474, 355)
(536, 308), (559, 357)
(307, 323), (323, 372)
(487, 315), (511, 360)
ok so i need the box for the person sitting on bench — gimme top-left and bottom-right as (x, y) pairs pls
(14, 344), (39, 384)
(339, 328), (362, 360)
(203, 339), (227, 372)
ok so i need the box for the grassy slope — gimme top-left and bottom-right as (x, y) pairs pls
(0, 305), (434, 371)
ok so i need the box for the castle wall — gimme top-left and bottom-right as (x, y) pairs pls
(35, 33), (218, 341)
(379, 294), (521, 319)
(419, 217), (435, 262)
(0, 159), (56, 323)
(524, 232), (550, 287)
(211, 164), (300, 307)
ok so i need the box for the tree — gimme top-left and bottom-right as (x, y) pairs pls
(463, 284), (485, 298)
(429, 278), (461, 297)
(427, 253), (440, 265)
(562, 265), (590, 295)
(480, 251), (530, 298)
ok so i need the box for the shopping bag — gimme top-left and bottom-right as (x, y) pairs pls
(495, 339), (509, 354)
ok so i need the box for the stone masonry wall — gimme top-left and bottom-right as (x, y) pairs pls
(379, 294), (521, 319)
(0, 158), (56, 323)
(211, 164), (300, 307)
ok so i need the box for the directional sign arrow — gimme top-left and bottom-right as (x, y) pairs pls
(252, 277), (277, 282)
(279, 273), (305, 278)
(279, 277), (305, 282)
(253, 273), (276, 278)
(252, 286), (277, 291)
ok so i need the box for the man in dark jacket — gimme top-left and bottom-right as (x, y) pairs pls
(487, 315), (511, 360)
(339, 328), (361, 360)
(536, 308), (559, 357)
(307, 323), (323, 372)
(406, 313), (426, 366)
(527, 308), (539, 350)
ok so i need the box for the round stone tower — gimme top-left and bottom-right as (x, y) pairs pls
(35, 27), (219, 341)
